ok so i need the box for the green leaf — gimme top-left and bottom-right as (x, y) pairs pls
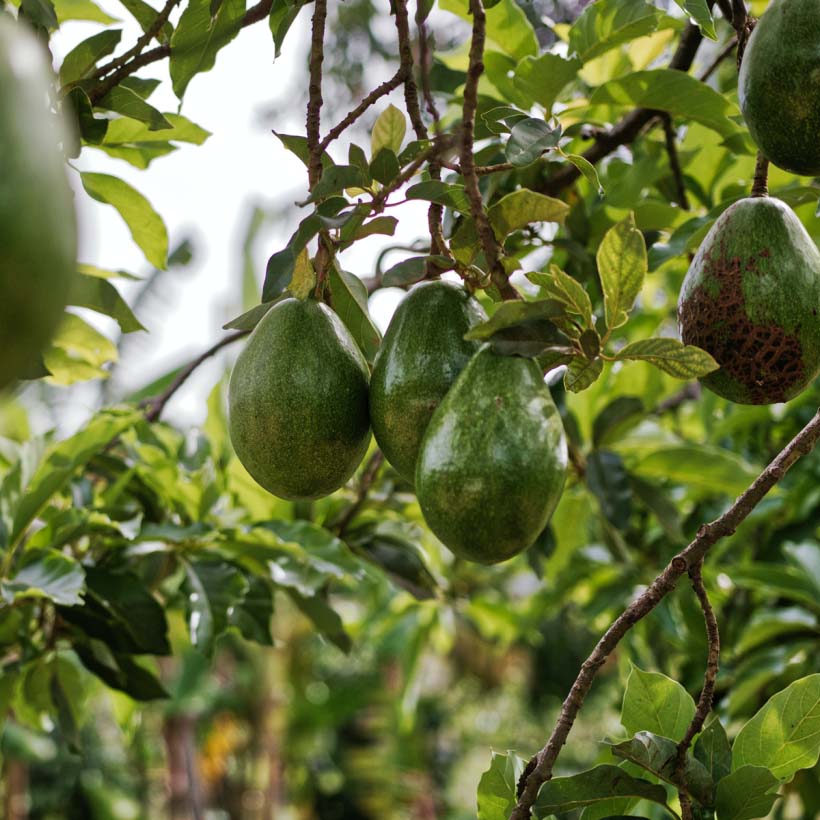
(2, 549), (85, 606)
(621, 666), (696, 741)
(439, 0), (537, 61)
(44, 314), (118, 384)
(527, 266), (593, 327)
(268, 0), (307, 57)
(80, 172), (169, 269)
(477, 750), (527, 820)
(694, 717), (732, 783)
(382, 256), (444, 288)
(69, 272), (146, 333)
(223, 299), (282, 331)
(532, 764), (671, 818)
(370, 147), (401, 186)
(74, 640), (168, 700)
(169, 0), (245, 99)
(10, 407), (140, 547)
(118, 0), (174, 44)
(308, 165), (369, 202)
(489, 190), (569, 238)
(54, 0), (118, 23)
(564, 356), (604, 392)
(228, 576), (274, 645)
(465, 299), (567, 342)
(673, 0), (716, 40)
(183, 558), (249, 656)
(328, 263), (381, 362)
(587, 451), (631, 530)
(632, 445), (758, 496)
(615, 338), (719, 378)
(568, 0), (672, 62)
(20, 0), (59, 30)
(591, 396), (644, 448)
(513, 53), (582, 112)
(371, 104), (406, 156)
(406, 180), (472, 214)
(730, 564), (820, 610)
(96, 86), (172, 131)
(610, 732), (715, 807)
(591, 70), (743, 140)
(597, 214), (647, 330)
(732, 673), (820, 781)
(715, 766), (780, 820)
(564, 153), (604, 194)
(285, 588), (351, 653)
(102, 113), (210, 146)
(505, 118), (562, 167)
(58, 29), (121, 86)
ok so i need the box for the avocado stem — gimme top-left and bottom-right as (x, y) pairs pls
(751, 152), (769, 198)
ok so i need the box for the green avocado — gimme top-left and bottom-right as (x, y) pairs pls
(0, 17), (77, 390)
(229, 298), (371, 500)
(415, 346), (567, 564)
(369, 280), (487, 481)
(739, 0), (820, 175)
(678, 196), (820, 404)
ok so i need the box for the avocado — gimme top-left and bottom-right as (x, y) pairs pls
(678, 196), (820, 404)
(0, 17), (77, 389)
(369, 280), (487, 481)
(229, 298), (371, 499)
(415, 345), (567, 564)
(739, 0), (820, 175)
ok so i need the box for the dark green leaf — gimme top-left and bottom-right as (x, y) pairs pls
(96, 86), (172, 131)
(328, 263), (381, 362)
(228, 576), (274, 645)
(285, 589), (351, 653)
(58, 29), (122, 86)
(477, 750), (527, 820)
(564, 356), (604, 393)
(118, 0), (174, 43)
(69, 272), (145, 333)
(268, 0), (307, 56)
(369, 147), (401, 185)
(587, 451), (632, 530)
(505, 118), (562, 167)
(406, 180), (472, 214)
(592, 397), (644, 448)
(694, 717), (732, 783)
(308, 165), (369, 202)
(74, 640), (168, 700)
(715, 766), (780, 820)
(2, 549), (85, 606)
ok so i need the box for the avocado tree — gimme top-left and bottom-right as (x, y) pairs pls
(1, 0), (819, 818)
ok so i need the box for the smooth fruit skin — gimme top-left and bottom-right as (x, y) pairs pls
(678, 197), (820, 404)
(415, 346), (567, 565)
(229, 298), (371, 500)
(369, 280), (487, 481)
(0, 17), (77, 389)
(738, 0), (820, 175)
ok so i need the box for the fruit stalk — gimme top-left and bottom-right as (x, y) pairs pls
(751, 151), (769, 197)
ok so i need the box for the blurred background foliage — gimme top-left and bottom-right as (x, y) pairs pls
(1, 0), (819, 817)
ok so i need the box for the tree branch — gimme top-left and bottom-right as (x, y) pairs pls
(512, 406), (820, 820)
(306, 0), (328, 190)
(662, 114), (689, 210)
(86, 0), (274, 104)
(142, 331), (248, 423)
(335, 451), (384, 536)
(460, 0), (517, 300)
(751, 151), (769, 197)
(675, 561), (720, 820)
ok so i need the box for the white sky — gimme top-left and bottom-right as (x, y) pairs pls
(51, 3), (423, 426)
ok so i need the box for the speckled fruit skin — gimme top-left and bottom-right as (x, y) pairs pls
(415, 346), (567, 565)
(0, 17), (76, 390)
(369, 280), (487, 482)
(739, 0), (820, 175)
(678, 197), (820, 404)
(229, 298), (371, 500)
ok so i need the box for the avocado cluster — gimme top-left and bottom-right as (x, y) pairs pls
(0, 17), (77, 390)
(229, 282), (568, 565)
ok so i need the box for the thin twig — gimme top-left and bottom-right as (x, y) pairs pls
(512, 405), (820, 819)
(460, 0), (517, 300)
(335, 451), (385, 536)
(88, 0), (181, 84)
(86, 0), (274, 104)
(699, 36), (738, 82)
(751, 151), (769, 197)
(142, 331), (248, 423)
(675, 561), (720, 820)
(661, 114), (690, 210)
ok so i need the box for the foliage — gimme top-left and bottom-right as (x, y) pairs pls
(0, 0), (819, 817)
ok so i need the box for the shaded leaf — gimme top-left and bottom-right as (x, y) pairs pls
(477, 750), (527, 820)
(564, 356), (603, 393)
(74, 640), (168, 700)
(58, 29), (121, 86)
(505, 117), (562, 167)
(715, 766), (780, 820)
(96, 86), (172, 131)
(2, 549), (85, 606)
(328, 263), (381, 362)
(69, 273), (145, 333)
(694, 717), (732, 783)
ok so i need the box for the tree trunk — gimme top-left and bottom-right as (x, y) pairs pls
(3, 757), (28, 820)
(163, 714), (205, 820)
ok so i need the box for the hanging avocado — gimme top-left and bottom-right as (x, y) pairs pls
(415, 346), (567, 564)
(678, 197), (820, 404)
(229, 298), (371, 499)
(739, 0), (820, 175)
(369, 280), (487, 482)
(0, 17), (77, 389)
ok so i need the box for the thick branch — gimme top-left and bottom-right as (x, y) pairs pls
(460, 0), (517, 299)
(512, 406), (820, 820)
(675, 561), (720, 820)
(86, 0), (274, 104)
(142, 331), (248, 423)
(335, 451), (384, 536)
(306, 0), (328, 189)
